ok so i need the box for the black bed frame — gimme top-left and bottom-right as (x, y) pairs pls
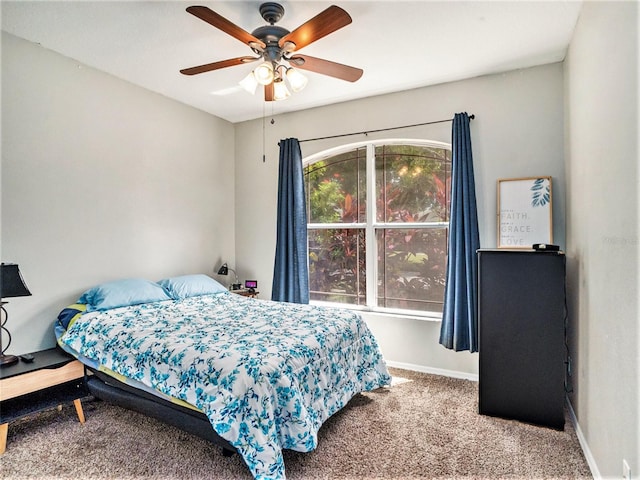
(86, 369), (236, 457)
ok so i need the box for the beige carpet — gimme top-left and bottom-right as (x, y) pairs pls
(1, 368), (591, 479)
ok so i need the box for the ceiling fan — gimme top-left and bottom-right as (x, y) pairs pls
(180, 2), (363, 101)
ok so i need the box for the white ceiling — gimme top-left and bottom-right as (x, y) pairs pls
(1, 1), (582, 124)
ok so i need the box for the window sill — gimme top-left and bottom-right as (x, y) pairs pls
(309, 300), (443, 323)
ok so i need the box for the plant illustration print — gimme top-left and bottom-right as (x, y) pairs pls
(531, 178), (550, 207)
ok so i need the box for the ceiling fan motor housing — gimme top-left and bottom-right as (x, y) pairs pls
(251, 25), (290, 62)
(253, 3), (289, 63)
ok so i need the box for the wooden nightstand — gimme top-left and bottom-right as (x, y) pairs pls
(0, 347), (88, 454)
(231, 289), (259, 298)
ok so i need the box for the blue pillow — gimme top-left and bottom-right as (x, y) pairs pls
(56, 303), (88, 330)
(78, 278), (171, 311)
(157, 274), (227, 300)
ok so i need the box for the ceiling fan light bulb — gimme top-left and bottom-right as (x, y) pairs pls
(286, 68), (308, 92)
(239, 72), (259, 94)
(273, 79), (291, 101)
(254, 61), (274, 85)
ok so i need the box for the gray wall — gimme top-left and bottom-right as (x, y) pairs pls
(1, 32), (236, 354)
(234, 62), (566, 377)
(5, 8), (637, 476)
(564, 2), (639, 478)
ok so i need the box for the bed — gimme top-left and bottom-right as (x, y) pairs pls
(55, 275), (390, 480)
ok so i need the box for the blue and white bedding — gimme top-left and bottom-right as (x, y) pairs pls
(56, 291), (390, 480)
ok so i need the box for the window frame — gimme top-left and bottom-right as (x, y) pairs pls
(304, 138), (452, 320)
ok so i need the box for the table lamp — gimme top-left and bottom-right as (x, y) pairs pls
(1, 263), (32, 367)
(217, 262), (241, 290)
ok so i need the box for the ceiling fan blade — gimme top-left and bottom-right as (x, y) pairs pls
(186, 6), (266, 50)
(279, 5), (352, 52)
(180, 56), (259, 76)
(289, 55), (363, 82)
(265, 83), (274, 102)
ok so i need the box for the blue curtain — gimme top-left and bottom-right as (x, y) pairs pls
(439, 113), (480, 352)
(271, 138), (309, 304)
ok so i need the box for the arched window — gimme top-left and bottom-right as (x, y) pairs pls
(304, 139), (451, 317)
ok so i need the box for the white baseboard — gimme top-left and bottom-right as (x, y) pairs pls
(386, 360), (479, 382)
(567, 398), (601, 479)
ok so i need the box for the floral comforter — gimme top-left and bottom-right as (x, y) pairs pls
(57, 292), (390, 479)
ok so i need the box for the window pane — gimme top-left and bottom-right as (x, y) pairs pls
(375, 145), (451, 223)
(308, 228), (366, 305)
(377, 227), (448, 313)
(304, 147), (366, 223)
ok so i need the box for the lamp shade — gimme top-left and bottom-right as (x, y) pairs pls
(217, 263), (229, 276)
(286, 68), (308, 92)
(239, 71), (259, 95)
(254, 61), (274, 86)
(273, 78), (291, 101)
(0, 263), (31, 298)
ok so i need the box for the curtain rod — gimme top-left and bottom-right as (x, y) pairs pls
(294, 114), (475, 144)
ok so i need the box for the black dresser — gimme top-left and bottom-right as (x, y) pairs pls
(477, 249), (566, 430)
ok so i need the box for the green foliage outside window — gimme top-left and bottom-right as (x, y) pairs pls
(305, 143), (451, 314)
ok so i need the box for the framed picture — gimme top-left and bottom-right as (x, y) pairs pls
(497, 176), (553, 248)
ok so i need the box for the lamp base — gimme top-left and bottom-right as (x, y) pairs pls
(0, 354), (19, 368)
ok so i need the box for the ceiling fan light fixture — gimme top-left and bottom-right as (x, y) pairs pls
(286, 67), (308, 92)
(254, 61), (274, 85)
(273, 78), (291, 101)
(239, 71), (259, 94)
